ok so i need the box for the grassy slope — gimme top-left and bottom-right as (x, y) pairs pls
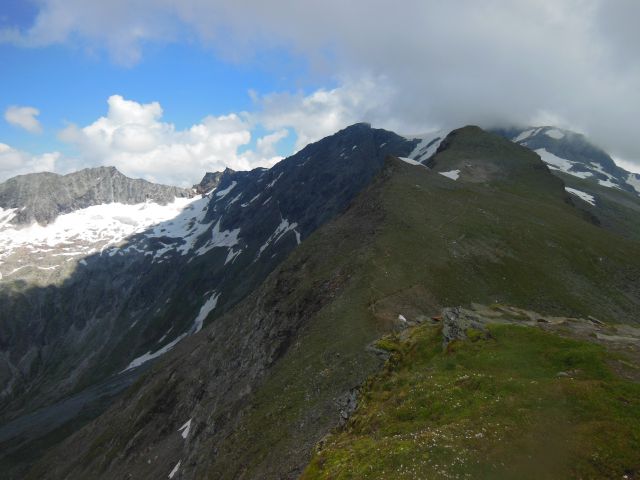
(297, 130), (640, 478)
(375, 128), (640, 323)
(207, 129), (640, 477)
(302, 322), (640, 479)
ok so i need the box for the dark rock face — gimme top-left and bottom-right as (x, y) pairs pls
(0, 166), (192, 225)
(193, 170), (228, 195)
(25, 153), (395, 480)
(0, 124), (417, 474)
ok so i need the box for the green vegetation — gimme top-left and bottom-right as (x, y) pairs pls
(302, 322), (640, 479)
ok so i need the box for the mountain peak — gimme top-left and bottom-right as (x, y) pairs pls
(429, 125), (564, 194)
(0, 167), (191, 226)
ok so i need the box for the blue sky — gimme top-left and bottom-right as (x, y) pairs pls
(1, 0), (639, 185)
(0, 36), (309, 156)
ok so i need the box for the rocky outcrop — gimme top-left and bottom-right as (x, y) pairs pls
(441, 304), (640, 359)
(193, 169), (229, 195)
(441, 307), (490, 347)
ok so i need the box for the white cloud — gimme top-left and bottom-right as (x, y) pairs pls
(56, 95), (286, 186)
(4, 106), (43, 133)
(0, 143), (59, 179)
(0, 85), (398, 185)
(2, 0), (639, 167)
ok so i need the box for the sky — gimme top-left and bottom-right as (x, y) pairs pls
(1, 0), (639, 186)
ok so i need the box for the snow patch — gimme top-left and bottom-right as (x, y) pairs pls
(535, 148), (574, 172)
(193, 292), (220, 333)
(567, 170), (593, 179)
(0, 207), (17, 228)
(627, 173), (640, 194)
(406, 130), (446, 162)
(225, 248), (242, 265)
(168, 460), (181, 479)
(241, 193), (261, 207)
(227, 192), (243, 206)
(266, 172), (283, 189)
(258, 218), (300, 257)
(587, 162), (620, 189)
(598, 179), (618, 188)
(513, 128), (536, 143)
(439, 169), (460, 180)
(565, 187), (596, 206)
(398, 157), (425, 167)
(178, 419), (192, 439)
(122, 332), (189, 372)
(193, 219), (241, 257)
(214, 181), (237, 199)
(544, 128), (565, 140)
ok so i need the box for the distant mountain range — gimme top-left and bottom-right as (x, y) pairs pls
(1, 123), (640, 479)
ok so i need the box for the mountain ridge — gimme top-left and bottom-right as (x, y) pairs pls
(22, 126), (640, 479)
(0, 123), (418, 477)
(2, 123), (640, 478)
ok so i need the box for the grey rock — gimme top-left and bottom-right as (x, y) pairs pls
(193, 170), (229, 195)
(441, 306), (489, 347)
(335, 388), (359, 426)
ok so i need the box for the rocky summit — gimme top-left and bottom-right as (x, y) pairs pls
(1, 124), (640, 479)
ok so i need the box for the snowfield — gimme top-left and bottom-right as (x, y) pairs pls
(0, 197), (196, 262)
